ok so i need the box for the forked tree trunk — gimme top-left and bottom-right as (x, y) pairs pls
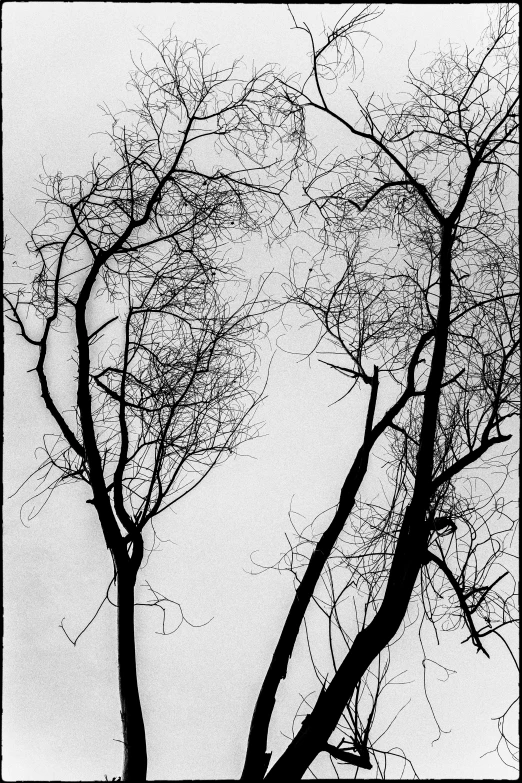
(264, 503), (427, 780)
(117, 567), (147, 781)
(241, 481), (368, 780)
(261, 230), (454, 779)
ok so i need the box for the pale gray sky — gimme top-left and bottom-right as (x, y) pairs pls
(3, 3), (517, 780)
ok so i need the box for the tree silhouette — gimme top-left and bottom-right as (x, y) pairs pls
(4, 34), (288, 781)
(242, 4), (518, 778)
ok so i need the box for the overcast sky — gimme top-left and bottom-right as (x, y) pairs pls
(3, 3), (518, 781)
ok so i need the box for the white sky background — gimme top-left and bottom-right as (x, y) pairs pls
(3, 3), (518, 781)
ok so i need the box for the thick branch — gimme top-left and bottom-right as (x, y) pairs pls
(325, 742), (372, 769)
(426, 552), (490, 657)
(432, 433), (512, 491)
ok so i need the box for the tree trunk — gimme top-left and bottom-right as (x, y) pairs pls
(264, 504), (426, 780)
(117, 566), (147, 781)
(263, 228), (455, 779)
(241, 370), (380, 781)
(241, 498), (362, 780)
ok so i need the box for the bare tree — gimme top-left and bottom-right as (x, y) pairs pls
(242, 4), (519, 778)
(4, 34), (288, 781)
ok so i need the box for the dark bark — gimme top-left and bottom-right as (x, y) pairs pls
(117, 546), (147, 782)
(263, 226), (455, 780)
(324, 743), (372, 769)
(241, 368), (380, 780)
(264, 503), (425, 780)
(73, 248), (148, 779)
(242, 335), (433, 779)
